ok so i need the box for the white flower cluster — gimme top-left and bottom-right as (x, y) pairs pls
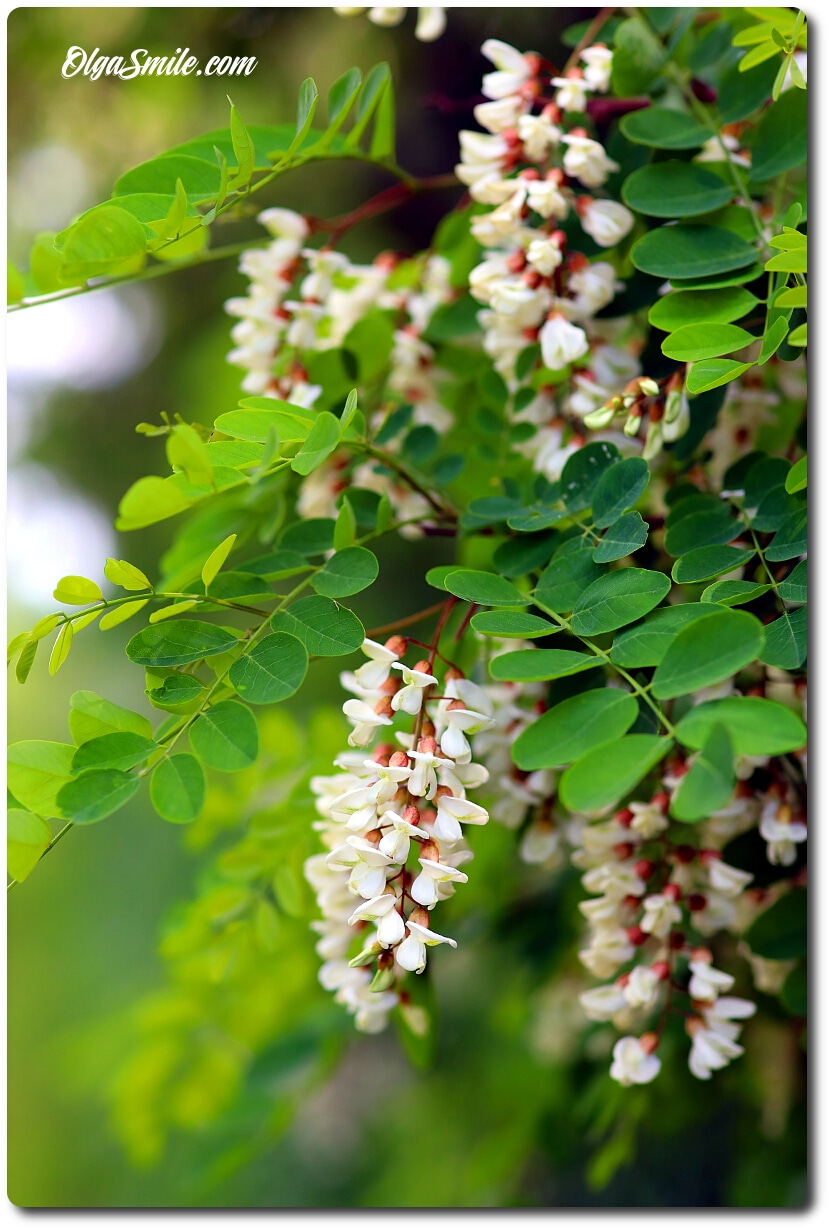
(334, 6), (446, 42)
(225, 207), (456, 533)
(304, 633), (495, 1033)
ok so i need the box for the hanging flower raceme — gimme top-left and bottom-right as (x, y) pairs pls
(304, 628), (493, 1034)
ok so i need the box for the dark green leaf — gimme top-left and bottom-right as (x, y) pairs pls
(631, 225), (758, 279)
(593, 512), (649, 563)
(493, 533), (556, 578)
(443, 570), (529, 607)
(561, 441), (621, 513)
(559, 735), (671, 813)
(270, 595), (365, 656)
(126, 620), (239, 667)
(469, 611), (559, 639)
(759, 608), (807, 669)
(609, 604), (713, 667)
(669, 263), (765, 292)
(750, 88), (807, 181)
(150, 753), (205, 824)
(513, 689), (638, 769)
(280, 518), (335, 556)
(701, 580), (772, 607)
(57, 768), (140, 825)
(648, 287), (761, 331)
(619, 106), (711, 149)
(311, 547), (379, 598)
(779, 963), (807, 1016)
(675, 696), (806, 756)
(664, 508), (737, 557)
(744, 890), (807, 960)
(571, 568), (671, 636)
(190, 699), (259, 771)
(652, 609), (765, 698)
(228, 632), (308, 704)
(765, 506), (807, 561)
(489, 649), (596, 682)
(671, 544), (755, 584)
(623, 161), (734, 218)
(778, 560), (807, 604)
(592, 457), (650, 527)
(535, 539), (604, 613)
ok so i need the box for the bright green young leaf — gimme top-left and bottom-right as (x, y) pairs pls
(535, 539), (604, 613)
(648, 287), (760, 331)
(592, 457), (650, 528)
(148, 600), (199, 624)
(270, 595), (364, 656)
(619, 107), (711, 149)
(788, 322), (807, 347)
(57, 768), (141, 825)
(333, 496), (357, 551)
(676, 696), (806, 756)
(48, 623), (74, 676)
(652, 609), (765, 698)
(469, 611), (558, 638)
(228, 100), (256, 189)
(150, 753), (205, 823)
(609, 604), (713, 668)
(7, 810), (51, 883)
(312, 547), (378, 599)
(701, 580), (772, 606)
(571, 568), (671, 636)
(30, 613), (63, 641)
(443, 570), (529, 608)
(662, 323), (757, 362)
(593, 512), (649, 563)
(559, 735), (672, 813)
(631, 225), (758, 279)
(126, 620), (239, 667)
(774, 284), (807, 309)
(346, 62), (391, 148)
(228, 633), (308, 704)
(116, 475), (192, 531)
(513, 689), (639, 770)
(764, 249), (807, 273)
(59, 205), (147, 279)
(489, 648), (596, 682)
(744, 890), (807, 960)
(290, 411), (342, 476)
(99, 599), (150, 631)
(201, 533), (237, 590)
(326, 66), (362, 132)
(146, 672), (205, 712)
(758, 315), (791, 364)
(69, 691), (154, 745)
(53, 576), (103, 605)
(189, 699), (259, 771)
(13, 638), (37, 684)
(71, 732), (157, 774)
(8, 741), (76, 816)
(670, 723), (735, 821)
(104, 558), (151, 591)
(686, 359), (755, 395)
(167, 423), (214, 489)
(671, 545), (755, 584)
(760, 607), (807, 669)
(623, 161), (734, 218)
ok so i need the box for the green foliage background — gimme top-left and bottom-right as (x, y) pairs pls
(7, 6), (807, 1208)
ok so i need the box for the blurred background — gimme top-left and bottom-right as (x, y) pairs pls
(7, 6), (807, 1208)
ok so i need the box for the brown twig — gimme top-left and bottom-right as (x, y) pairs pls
(564, 7), (616, 73)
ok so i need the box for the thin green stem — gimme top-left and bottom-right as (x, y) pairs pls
(7, 821), (73, 892)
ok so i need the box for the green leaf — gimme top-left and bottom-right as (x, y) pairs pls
(757, 314), (791, 365)
(535, 539), (604, 613)
(759, 608), (807, 669)
(53, 575), (103, 605)
(71, 732), (157, 774)
(227, 100), (256, 189)
(215, 402), (314, 444)
(228, 632), (308, 704)
(560, 441), (621, 513)
(489, 649), (596, 682)
(506, 505), (568, 533)
(701, 580), (772, 607)
(764, 249), (807, 273)
(750, 88), (807, 181)
(611, 16), (666, 95)
(559, 735), (672, 813)
(7, 810), (51, 883)
(13, 638), (37, 684)
(779, 963), (807, 1017)
(189, 699), (259, 771)
(592, 457), (650, 527)
(370, 69), (396, 160)
(623, 161), (734, 218)
(99, 599), (150, 631)
(787, 321), (807, 347)
(150, 754), (205, 824)
(290, 411), (341, 476)
(778, 559), (807, 604)
(592, 512), (649, 563)
(671, 545), (755, 584)
(48, 623), (74, 675)
(201, 533), (237, 589)
(774, 284), (807, 309)
(57, 768), (141, 825)
(664, 506), (737, 557)
(424, 565), (458, 592)
(69, 691), (153, 744)
(765, 506), (807, 561)
(311, 547), (379, 598)
(346, 62), (391, 148)
(104, 558), (151, 591)
(648, 287), (760, 331)
(469, 611), (558, 639)
(443, 569), (529, 608)
(571, 569), (671, 636)
(737, 39), (781, 72)
(493, 533), (557, 578)
(619, 106), (711, 149)
(326, 66), (362, 132)
(8, 259), (25, 305)
(513, 690), (638, 770)
(167, 423), (214, 489)
(270, 596), (364, 657)
(785, 456), (807, 494)
(243, 550), (310, 582)
(146, 673), (205, 711)
(116, 475), (192, 531)
(330, 499), (356, 555)
(652, 609), (765, 698)
(285, 77), (319, 160)
(670, 723), (735, 821)
(126, 620), (239, 667)
(610, 604), (713, 668)
(686, 359), (755, 394)
(669, 264), (765, 292)
(676, 696), (806, 757)
(280, 518), (335, 557)
(662, 323), (757, 362)
(631, 225), (758, 279)
(744, 890), (807, 960)
(58, 205), (147, 279)
(717, 54), (780, 123)
(148, 599), (199, 624)
(8, 741), (76, 816)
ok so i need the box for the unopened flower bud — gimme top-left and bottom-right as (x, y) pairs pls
(409, 907), (431, 929)
(389, 750), (409, 769)
(627, 926), (648, 946)
(651, 961), (670, 981)
(418, 736), (438, 754)
(634, 859), (654, 880)
(384, 635), (408, 657)
(419, 841), (440, 863)
(624, 410), (643, 437)
(687, 893), (707, 912)
(583, 403), (619, 430)
(663, 884), (682, 903)
(615, 808), (634, 827)
(403, 805), (421, 826)
(374, 697), (394, 718)
(664, 388), (684, 425)
(639, 1031), (660, 1055)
